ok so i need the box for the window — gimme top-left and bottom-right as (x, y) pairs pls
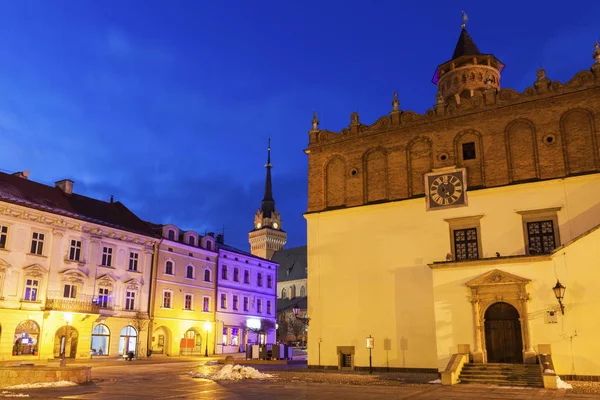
(129, 252), (139, 271)
(163, 291), (172, 308)
(165, 261), (174, 275)
(24, 279), (39, 301)
(267, 275), (272, 288)
(13, 320), (40, 356)
(206, 241), (212, 251)
(267, 300), (271, 314)
(220, 293), (227, 309)
(527, 221), (556, 254)
(101, 247), (113, 267)
(454, 228), (479, 260)
(186, 265), (194, 279)
(300, 286), (306, 297)
(184, 294), (193, 310)
(243, 297), (249, 311)
(231, 328), (239, 346)
(69, 240), (82, 261)
(0, 225), (8, 249)
(233, 295), (239, 310)
(203, 296), (210, 312)
(189, 236), (195, 246)
(204, 269), (211, 282)
(222, 327), (228, 346)
(257, 299), (262, 313)
(244, 270), (250, 284)
(63, 284), (77, 299)
(257, 273), (263, 287)
(98, 288), (110, 308)
(462, 142), (476, 160)
(30, 232), (44, 255)
(281, 288), (287, 298)
(91, 324), (110, 356)
(233, 267), (239, 282)
(125, 291), (136, 311)
(221, 265), (228, 280)
(168, 230), (175, 240)
(518, 208), (561, 255)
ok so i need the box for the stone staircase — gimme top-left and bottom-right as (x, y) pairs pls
(459, 363), (544, 387)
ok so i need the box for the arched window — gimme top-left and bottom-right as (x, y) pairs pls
(204, 269), (211, 282)
(167, 230), (175, 240)
(206, 241), (212, 251)
(290, 286), (296, 298)
(188, 236), (195, 246)
(165, 261), (174, 275)
(181, 329), (202, 355)
(186, 265), (194, 279)
(281, 288), (287, 298)
(119, 325), (137, 356)
(300, 286), (306, 297)
(13, 320), (40, 355)
(91, 324), (110, 356)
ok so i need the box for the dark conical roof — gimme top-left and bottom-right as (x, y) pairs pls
(452, 28), (481, 59)
(261, 140), (275, 218)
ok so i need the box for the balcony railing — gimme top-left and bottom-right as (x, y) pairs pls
(45, 291), (100, 313)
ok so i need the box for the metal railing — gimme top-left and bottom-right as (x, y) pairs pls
(45, 291), (100, 313)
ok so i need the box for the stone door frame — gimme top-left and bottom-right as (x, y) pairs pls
(465, 269), (536, 364)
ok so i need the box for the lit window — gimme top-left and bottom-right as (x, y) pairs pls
(101, 247), (113, 266)
(129, 252), (139, 272)
(69, 240), (82, 261)
(30, 232), (44, 255)
(24, 279), (39, 301)
(98, 288), (110, 308)
(184, 294), (193, 310)
(231, 328), (239, 346)
(163, 291), (172, 308)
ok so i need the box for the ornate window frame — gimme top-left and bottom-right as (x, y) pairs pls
(444, 215), (484, 261)
(517, 207), (561, 255)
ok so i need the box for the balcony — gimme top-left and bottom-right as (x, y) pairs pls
(45, 291), (100, 313)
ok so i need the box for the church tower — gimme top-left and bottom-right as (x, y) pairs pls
(432, 12), (504, 104)
(249, 139), (287, 259)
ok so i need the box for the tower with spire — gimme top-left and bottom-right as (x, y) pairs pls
(432, 11), (505, 104)
(249, 139), (287, 260)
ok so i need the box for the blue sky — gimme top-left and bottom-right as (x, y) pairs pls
(0, 0), (598, 250)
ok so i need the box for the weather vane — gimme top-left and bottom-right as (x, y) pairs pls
(461, 10), (468, 29)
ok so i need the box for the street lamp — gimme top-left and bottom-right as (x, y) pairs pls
(552, 280), (566, 315)
(203, 321), (211, 357)
(292, 305), (310, 326)
(61, 312), (73, 365)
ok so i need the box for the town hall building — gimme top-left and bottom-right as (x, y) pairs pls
(305, 23), (600, 383)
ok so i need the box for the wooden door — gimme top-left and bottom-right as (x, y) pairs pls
(484, 302), (524, 363)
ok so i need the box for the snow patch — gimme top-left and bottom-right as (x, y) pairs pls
(544, 369), (555, 374)
(203, 361), (219, 366)
(428, 379), (441, 384)
(5, 381), (77, 389)
(556, 376), (572, 389)
(0, 391), (29, 398)
(190, 364), (274, 381)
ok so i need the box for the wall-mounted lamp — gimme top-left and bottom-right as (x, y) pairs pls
(552, 280), (566, 315)
(293, 305), (310, 326)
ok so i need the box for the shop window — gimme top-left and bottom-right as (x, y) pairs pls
(119, 326), (137, 356)
(231, 328), (239, 346)
(13, 320), (40, 356)
(91, 324), (110, 356)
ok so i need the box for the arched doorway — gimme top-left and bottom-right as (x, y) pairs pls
(119, 326), (137, 356)
(484, 302), (523, 363)
(152, 326), (171, 355)
(53, 326), (79, 358)
(180, 328), (202, 355)
(13, 320), (40, 356)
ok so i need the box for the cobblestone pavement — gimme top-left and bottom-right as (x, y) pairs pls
(2, 360), (598, 399)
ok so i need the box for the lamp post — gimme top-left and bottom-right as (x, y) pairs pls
(552, 280), (566, 315)
(292, 305), (310, 326)
(203, 321), (211, 357)
(61, 312), (73, 366)
(366, 335), (374, 374)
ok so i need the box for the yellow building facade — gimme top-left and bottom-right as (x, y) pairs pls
(149, 224), (217, 356)
(305, 28), (600, 379)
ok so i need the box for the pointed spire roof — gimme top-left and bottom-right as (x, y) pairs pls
(261, 138), (275, 218)
(452, 28), (481, 60)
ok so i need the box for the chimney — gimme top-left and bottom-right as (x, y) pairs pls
(12, 170), (30, 179)
(55, 179), (74, 195)
(207, 232), (215, 238)
(110, 194), (114, 204)
(216, 233), (224, 244)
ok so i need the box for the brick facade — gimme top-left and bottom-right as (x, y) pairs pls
(306, 43), (600, 213)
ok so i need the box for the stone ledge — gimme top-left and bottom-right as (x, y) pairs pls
(0, 365), (91, 388)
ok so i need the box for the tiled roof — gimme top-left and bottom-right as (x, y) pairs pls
(272, 246), (307, 282)
(0, 171), (157, 237)
(277, 296), (307, 313)
(452, 28), (481, 59)
(217, 242), (275, 263)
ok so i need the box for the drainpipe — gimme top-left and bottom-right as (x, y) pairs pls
(146, 240), (161, 356)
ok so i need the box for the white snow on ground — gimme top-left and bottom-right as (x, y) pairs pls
(203, 361), (219, 366)
(556, 376), (573, 389)
(428, 379), (441, 384)
(190, 364), (274, 381)
(544, 369), (555, 373)
(5, 381), (77, 390)
(1, 391), (29, 397)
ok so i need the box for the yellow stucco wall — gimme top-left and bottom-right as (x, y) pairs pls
(307, 174), (600, 373)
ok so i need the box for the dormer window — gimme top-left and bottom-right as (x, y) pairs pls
(206, 241), (212, 251)
(168, 230), (175, 240)
(188, 236), (195, 246)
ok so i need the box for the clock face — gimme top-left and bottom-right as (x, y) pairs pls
(429, 174), (463, 206)
(256, 223), (262, 229)
(273, 222), (279, 229)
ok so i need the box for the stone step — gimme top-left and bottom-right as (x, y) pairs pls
(460, 372), (542, 378)
(460, 378), (543, 387)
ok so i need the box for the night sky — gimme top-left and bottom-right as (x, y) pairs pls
(0, 1), (598, 251)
